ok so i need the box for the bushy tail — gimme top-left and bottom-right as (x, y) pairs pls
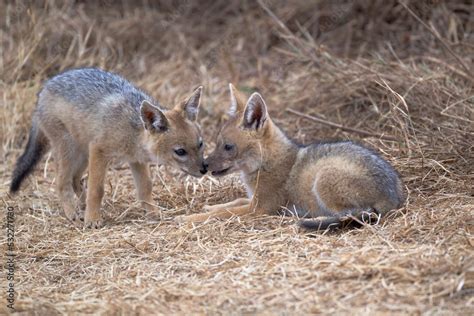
(298, 216), (344, 231)
(298, 209), (381, 231)
(10, 122), (48, 193)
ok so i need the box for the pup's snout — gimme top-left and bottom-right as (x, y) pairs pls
(200, 162), (209, 175)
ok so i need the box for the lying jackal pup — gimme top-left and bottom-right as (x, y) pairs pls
(177, 84), (405, 230)
(10, 68), (207, 228)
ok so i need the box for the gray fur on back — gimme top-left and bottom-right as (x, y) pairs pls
(35, 68), (161, 161)
(41, 67), (157, 112)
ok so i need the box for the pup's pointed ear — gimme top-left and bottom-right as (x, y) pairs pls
(178, 86), (202, 121)
(242, 92), (268, 130)
(140, 100), (168, 133)
(228, 83), (246, 116)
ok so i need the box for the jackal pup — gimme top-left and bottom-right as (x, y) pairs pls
(177, 84), (405, 230)
(10, 68), (207, 228)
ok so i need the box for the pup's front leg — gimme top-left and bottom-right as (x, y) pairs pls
(130, 162), (154, 212)
(203, 198), (251, 212)
(176, 202), (262, 223)
(84, 145), (109, 229)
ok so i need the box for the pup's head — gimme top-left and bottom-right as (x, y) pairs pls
(205, 84), (272, 177)
(140, 86), (207, 177)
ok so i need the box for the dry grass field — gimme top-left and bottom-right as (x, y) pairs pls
(1, 0), (473, 314)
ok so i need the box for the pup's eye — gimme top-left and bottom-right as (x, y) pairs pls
(224, 144), (234, 151)
(174, 149), (187, 156)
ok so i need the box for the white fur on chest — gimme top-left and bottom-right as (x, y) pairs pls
(240, 172), (254, 198)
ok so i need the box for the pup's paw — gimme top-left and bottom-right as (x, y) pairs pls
(84, 218), (104, 229)
(64, 207), (85, 226)
(84, 211), (104, 229)
(72, 210), (85, 225)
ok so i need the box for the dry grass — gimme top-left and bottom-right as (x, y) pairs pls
(1, 0), (473, 314)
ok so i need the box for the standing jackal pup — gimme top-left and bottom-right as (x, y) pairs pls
(10, 68), (207, 228)
(177, 84), (405, 230)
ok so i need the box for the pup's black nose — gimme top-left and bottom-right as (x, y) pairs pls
(200, 163), (208, 175)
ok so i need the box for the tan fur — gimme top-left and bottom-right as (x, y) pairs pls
(176, 84), (404, 227)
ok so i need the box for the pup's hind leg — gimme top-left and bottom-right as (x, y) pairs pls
(298, 171), (382, 231)
(313, 169), (382, 224)
(130, 162), (154, 212)
(53, 139), (85, 224)
(72, 152), (88, 211)
(301, 150), (405, 232)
